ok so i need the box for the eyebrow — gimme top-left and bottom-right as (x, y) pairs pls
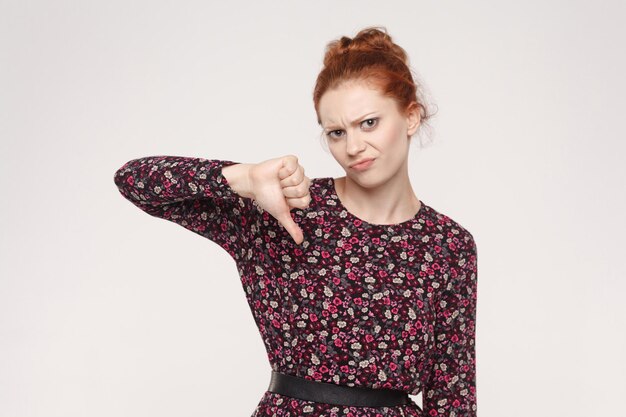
(323, 112), (378, 130)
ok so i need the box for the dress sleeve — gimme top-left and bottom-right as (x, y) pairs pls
(422, 232), (478, 416)
(113, 155), (258, 260)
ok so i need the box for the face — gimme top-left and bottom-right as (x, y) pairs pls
(318, 81), (420, 187)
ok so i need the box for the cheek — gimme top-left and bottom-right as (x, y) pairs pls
(378, 126), (405, 153)
(327, 143), (346, 164)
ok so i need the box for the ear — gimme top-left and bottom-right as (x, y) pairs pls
(405, 102), (421, 136)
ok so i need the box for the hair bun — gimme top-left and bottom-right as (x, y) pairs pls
(324, 27), (408, 66)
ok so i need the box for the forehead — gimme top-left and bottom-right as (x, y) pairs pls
(319, 82), (395, 125)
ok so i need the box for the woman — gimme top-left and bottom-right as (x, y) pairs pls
(114, 26), (477, 417)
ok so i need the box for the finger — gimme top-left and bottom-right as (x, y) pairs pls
(282, 177), (311, 198)
(280, 166), (305, 190)
(278, 156), (299, 181)
(276, 210), (304, 245)
(282, 174), (307, 194)
(286, 194), (311, 209)
(283, 177), (311, 198)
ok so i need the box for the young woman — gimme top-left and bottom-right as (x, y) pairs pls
(114, 26), (478, 417)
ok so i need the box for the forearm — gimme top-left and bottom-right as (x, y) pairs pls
(113, 156), (245, 206)
(113, 155), (259, 257)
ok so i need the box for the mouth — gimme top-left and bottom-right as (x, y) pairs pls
(350, 158), (376, 170)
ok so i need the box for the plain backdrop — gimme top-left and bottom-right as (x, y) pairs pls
(1, 1), (625, 416)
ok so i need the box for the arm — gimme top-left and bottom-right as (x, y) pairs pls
(113, 155), (258, 260)
(422, 232), (478, 416)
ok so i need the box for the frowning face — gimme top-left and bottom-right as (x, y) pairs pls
(318, 80), (420, 187)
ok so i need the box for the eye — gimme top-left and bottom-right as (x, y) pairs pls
(326, 129), (344, 139)
(361, 117), (379, 129)
(325, 117), (379, 140)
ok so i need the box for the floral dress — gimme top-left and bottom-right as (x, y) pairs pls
(113, 156), (478, 417)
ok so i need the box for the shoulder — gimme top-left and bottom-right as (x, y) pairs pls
(423, 205), (477, 304)
(421, 203), (476, 260)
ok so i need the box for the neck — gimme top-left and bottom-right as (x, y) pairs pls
(335, 174), (420, 225)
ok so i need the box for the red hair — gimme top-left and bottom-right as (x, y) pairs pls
(312, 26), (435, 143)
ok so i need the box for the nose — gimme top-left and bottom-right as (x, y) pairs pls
(345, 131), (367, 156)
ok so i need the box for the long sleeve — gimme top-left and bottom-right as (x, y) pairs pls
(113, 155), (258, 260)
(422, 231), (478, 416)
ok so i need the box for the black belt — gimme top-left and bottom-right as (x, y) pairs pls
(267, 370), (410, 407)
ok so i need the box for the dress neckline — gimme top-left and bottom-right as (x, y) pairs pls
(327, 177), (426, 229)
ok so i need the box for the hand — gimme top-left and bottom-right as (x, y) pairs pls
(248, 155), (311, 245)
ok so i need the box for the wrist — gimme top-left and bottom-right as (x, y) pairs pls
(221, 163), (255, 199)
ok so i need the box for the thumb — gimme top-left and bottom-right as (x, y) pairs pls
(275, 209), (304, 245)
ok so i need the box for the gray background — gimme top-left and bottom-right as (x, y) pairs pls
(1, 1), (625, 416)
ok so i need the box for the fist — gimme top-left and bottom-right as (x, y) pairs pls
(248, 155), (311, 245)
